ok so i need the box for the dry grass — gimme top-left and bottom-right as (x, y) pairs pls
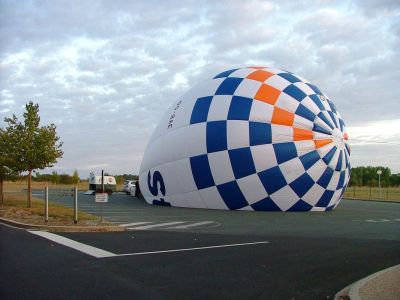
(0, 191), (100, 225)
(344, 186), (400, 202)
(3, 180), (124, 192)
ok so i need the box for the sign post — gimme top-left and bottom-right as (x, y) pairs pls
(95, 192), (108, 224)
(44, 186), (49, 223)
(73, 186), (78, 224)
(377, 170), (382, 199)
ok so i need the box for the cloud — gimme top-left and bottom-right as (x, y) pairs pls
(1, 0), (399, 176)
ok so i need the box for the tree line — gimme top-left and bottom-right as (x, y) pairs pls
(348, 166), (400, 187)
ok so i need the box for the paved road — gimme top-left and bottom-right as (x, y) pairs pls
(1, 195), (400, 299)
(45, 192), (400, 241)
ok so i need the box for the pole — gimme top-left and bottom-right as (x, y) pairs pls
(101, 169), (104, 193)
(74, 186), (78, 224)
(378, 174), (381, 199)
(45, 186), (49, 223)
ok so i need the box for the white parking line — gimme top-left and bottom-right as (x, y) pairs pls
(115, 241), (270, 257)
(29, 231), (116, 258)
(120, 222), (152, 227)
(168, 221), (215, 229)
(128, 221), (185, 230)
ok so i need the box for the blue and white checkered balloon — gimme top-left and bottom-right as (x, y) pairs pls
(139, 67), (350, 211)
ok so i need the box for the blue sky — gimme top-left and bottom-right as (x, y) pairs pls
(1, 0), (399, 177)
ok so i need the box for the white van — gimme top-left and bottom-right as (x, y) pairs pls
(86, 173), (117, 195)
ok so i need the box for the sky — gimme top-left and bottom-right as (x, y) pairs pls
(1, 0), (399, 178)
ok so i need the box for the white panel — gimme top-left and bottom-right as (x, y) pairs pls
(271, 124), (293, 143)
(310, 206), (326, 212)
(327, 170), (340, 191)
(327, 148), (340, 170)
(279, 158), (306, 184)
(314, 116), (333, 133)
(275, 93), (300, 113)
(166, 158), (197, 194)
(301, 184), (326, 206)
(238, 206), (254, 211)
(227, 120), (250, 150)
(328, 189), (342, 207)
(264, 67), (285, 75)
(207, 95), (232, 121)
(169, 190), (207, 209)
(234, 78), (262, 98)
(317, 143), (335, 159)
(187, 122), (207, 157)
(294, 82), (314, 95)
(170, 96), (197, 130)
(237, 173), (268, 205)
(181, 78), (225, 100)
(249, 100), (274, 123)
(265, 74), (291, 90)
(198, 186), (229, 210)
(313, 132), (333, 140)
(307, 160), (327, 181)
(208, 150), (235, 185)
(229, 68), (256, 78)
(294, 140), (315, 157)
(251, 144), (278, 172)
(293, 115), (314, 130)
(300, 96), (321, 115)
(269, 186), (299, 211)
(156, 162), (181, 197)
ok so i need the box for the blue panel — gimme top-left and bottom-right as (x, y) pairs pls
(249, 122), (272, 146)
(278, 72), (301, 83)
(339, 119), (345, 132)
(322, 146), (337, 165)
(190, 154), (215, 190)
(336, 171), (345, 190)
(229, 147), (256, 179)
(213, 68), (239, 79)
(227, 96), (252, 120)
(283, 84), (307, 101)
(190, 96), (213, 124)
(317, 112), (334, 129)
(258, 166), (287, 195)
(309, 94), (325, 110)
(307, 83), (323, 96)
(215, 77), (243, 95)
(288, 200), (313, 211)
(299, 150), (320, 170)
(316, 190), (334, 207)
(206, 121), (227, 153)
(251, 197), (282, 211)
(273, 142), (298, 164)
(345, 143), (351, 155)
(327, 100), (337, 113)
(289, 173), (315, 197)
(335, 150), (343, 171)
(344, 150), (350, 168)
(328, 111), (338, 128)
(317, 167), (334, 189)
(312, 123), (331, 135)
(295, 104), (316, 122)
(217, 180), (248, 210)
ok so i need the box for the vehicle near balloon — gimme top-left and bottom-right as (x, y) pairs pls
(86, 173), (116, 195)
(139, 66), (350, 211)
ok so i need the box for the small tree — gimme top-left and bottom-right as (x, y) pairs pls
(72, 169), (80, 184)
(3, 102), (63, 208)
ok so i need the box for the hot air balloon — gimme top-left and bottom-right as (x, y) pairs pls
(139, 67), (350, 211)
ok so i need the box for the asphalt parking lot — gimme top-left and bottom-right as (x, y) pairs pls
(1, 194), (399, 299)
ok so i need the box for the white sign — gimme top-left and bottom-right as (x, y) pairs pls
(95, 193), (108, 203)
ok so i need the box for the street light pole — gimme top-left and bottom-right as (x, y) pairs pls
(377, 170), (382, 199)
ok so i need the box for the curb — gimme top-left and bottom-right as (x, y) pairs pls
(0, 217), (125, 232)
(335, 264), (400, 300)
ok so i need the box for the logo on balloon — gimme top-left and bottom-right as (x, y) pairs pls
(147, 170), (171, 206)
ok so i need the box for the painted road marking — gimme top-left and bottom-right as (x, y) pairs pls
(115, 241), (270, 257)
(128, 221), (185, 230)
(29, 231), (116, 258)
(29, 230), (268, 259)
(120, 222), (152, 227)
(168, 221), (216, 229)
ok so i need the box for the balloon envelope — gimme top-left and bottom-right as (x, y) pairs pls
(139, 67), (350, 211)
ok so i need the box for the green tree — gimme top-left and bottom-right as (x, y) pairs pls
(72, 169), (80, 184)
(3, 102), (63, 208)
(0, 124), (20, 203)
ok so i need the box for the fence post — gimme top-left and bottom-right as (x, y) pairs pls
(74, 186), (78, 224)
(387, 185), (389, 200)
(45, 186), (49, 223)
